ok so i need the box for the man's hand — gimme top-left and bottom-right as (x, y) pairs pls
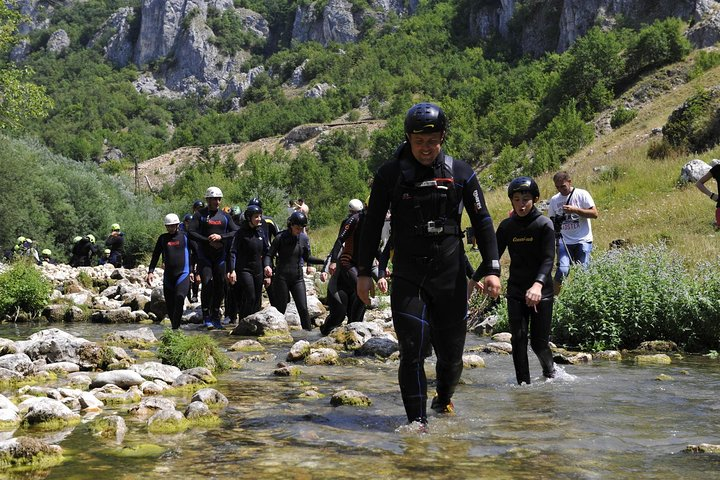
(145, 272), (154, 286)
(483, 275), (501, 299)
(328, 262), (337, 275)
(377, 277), (388, 294)
(227, 271), (236, 285)
(357, 276), (375, 306)
(264, 266), (273, 278)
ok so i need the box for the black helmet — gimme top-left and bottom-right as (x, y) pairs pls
(404, 102), (447, 136)
(244, 204), (262, 221)
(248, 197), (262, 208)
(288, 211), (308, 228)
(183, 213), (192, 222)
(192, 200), (204, 209)
(507, 177), (540, 199)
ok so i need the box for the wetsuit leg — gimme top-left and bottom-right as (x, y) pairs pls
(210, 259), (226, 321)
(199, 261), (214, 319)
(432, 319), (467, 404)
(289, 277), (311, 330)
(427, 264), (468, 405)
(272, 275), (290, 314)
(237, 271), (262, 320)
(164, 274), (190, 329)
(344, 267), (366, 324)
(530, 298), (556, 378)
(507, 297), (531, 384)
(321, 272), (347, 335)
(391, 276), (432, 424)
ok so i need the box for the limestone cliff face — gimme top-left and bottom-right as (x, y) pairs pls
(291, 0), (416, 46)
(10, 0), (720, 98)
(466, 0), (720, 55)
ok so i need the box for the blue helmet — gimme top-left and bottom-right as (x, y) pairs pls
(244, 204), (262, 221)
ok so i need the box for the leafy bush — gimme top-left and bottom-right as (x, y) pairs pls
(625, 18), (691, 75)
(663, 88), (720, 153)
(688, 50), (720, 80)
(553, 244), (720, 352)
(157, 329), (231, 372)
(0, 259), (52, 318)
(610, 107), (637, 129)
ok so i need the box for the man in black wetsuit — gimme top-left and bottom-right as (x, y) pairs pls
(146, 213), (192, 330)
(357, 102), (501, 427)
(321, 198), (367, 335)
(264, 211), (325, 331)
(497, 177), (556, 384)
(188, 186), (238, 329)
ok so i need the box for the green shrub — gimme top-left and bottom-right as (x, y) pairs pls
(0, 259), (52, 318)
(157, 330), (231, 372)
(688, 50), (720, 80)
(552, 244), (720, 352)
(663, 88), (720, 153)
(610, 107), (637, 129)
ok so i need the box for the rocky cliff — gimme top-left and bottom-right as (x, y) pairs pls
(12, 0), (720, 98)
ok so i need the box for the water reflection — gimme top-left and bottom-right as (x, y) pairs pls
(0, 323), (718, 479)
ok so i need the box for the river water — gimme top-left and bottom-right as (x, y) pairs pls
(1, 322), (718, 479)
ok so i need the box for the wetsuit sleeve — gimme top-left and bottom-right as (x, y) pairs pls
(221, 214), (239, 240)
(229, 231), (240, 274)
(264, 235), (279, 268)
(148, 235), (164, 273)
(357, 165), (394, 277)
(188, 212), (207, 244)
(464, 253), (474, 279)
(377, 238), (393, 279)
(535, 218), (556, 285)
(495, 221), (508, 260)
(330, 215), (359, 263)
(464, 170), (501, 281)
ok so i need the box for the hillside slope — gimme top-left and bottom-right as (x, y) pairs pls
(483, 53), (720, 263)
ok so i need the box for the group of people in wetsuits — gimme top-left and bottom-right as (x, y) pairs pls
(138, 101), (602, 430)
(3, 226), (125, 269)
(147, 188), (325, 331)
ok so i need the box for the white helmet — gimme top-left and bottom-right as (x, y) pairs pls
(205, 186), (223, 199)
(164, 213), (180, 225)
(348, 198), (364, 213)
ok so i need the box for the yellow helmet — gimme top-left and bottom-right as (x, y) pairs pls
(111, 223), (120, 231)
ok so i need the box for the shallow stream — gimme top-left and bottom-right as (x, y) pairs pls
(1, 322), (718, 479)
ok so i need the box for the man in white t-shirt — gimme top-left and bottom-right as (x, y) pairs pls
(547, 171), (598, 295)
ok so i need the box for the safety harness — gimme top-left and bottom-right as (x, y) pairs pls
(394, 146), (462, 238)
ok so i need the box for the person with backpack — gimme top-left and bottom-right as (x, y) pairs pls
(497, 177), (557, 385)
(356, 102), (501, 428)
